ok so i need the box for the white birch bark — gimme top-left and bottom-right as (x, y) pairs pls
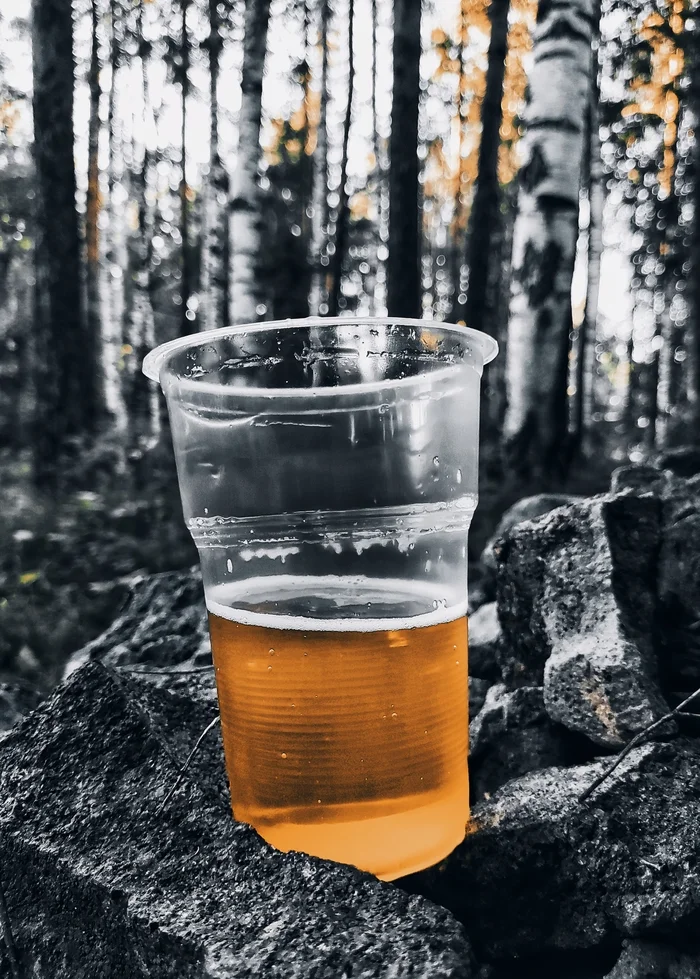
(229, 0), (272, 325)
(581, 88), (604, 444)
(308, 0), (330, 316)
(503, 0), (601, 478)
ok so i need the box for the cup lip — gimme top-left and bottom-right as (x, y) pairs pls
(142, 316), (499, 394)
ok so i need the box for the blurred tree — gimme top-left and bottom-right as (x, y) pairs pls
(328, 0), (355, 316)
(387, 0), (421, 318)
(86, 0), (104, 417)
(464, 0), (510, 338)
(229, 0), (272, 323)
(308, 0), (330, 315)
(503, 0), (602, 484)
(200, 0), (230, 333)
(179, 0), (191, 333)
(31, 0), (96, 487)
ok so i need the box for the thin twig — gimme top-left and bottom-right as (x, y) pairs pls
(117, 666), (214, 676)
(0, 874), (21, 979)
(156, 714), (221, 815)
(579, 686), (700, 803)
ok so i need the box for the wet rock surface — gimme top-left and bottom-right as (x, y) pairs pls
(0, 663), (475, 978)
(605, 941), (700, 978)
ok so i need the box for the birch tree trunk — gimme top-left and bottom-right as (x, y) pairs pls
(127, 0), (158, 439)
(229, 0), (272, 324)
(31, 0), (94, 487)
(200, 0), (229, 332)
(503, 0), (601, 483)
(579, 80), (604, 448)
(102, 0), (128, 439)
(180, 0), (191, 332)
(386, 0), (421, 318)
(686, 35), (700, 429)
(464, 0), (510, 336)
(328, 0), (355, 317)
(308, 0), (330, 316)
(85, 0), (105, 419)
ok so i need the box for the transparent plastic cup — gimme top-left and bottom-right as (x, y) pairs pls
(143, 317), (497, 880)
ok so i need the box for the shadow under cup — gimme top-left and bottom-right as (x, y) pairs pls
(143, 317), (497, 881)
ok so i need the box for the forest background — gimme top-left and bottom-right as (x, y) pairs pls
(0, 0), (695, 692)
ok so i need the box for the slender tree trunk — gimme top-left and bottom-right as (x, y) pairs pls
(328, 0), (355, 317)
(86, 0), (105, 421)
(386, 0), (421, 318)
(180, 0), (191, 331)
(656, 287), (675, 449)
(103, 0), (128, 440)
(31, 0), (93, 487)
(463, 0), (510, 335)
(127, 0), (158, 439)
(687, 38), (700, 434)
(200, 0), (229, 332)
(503, 0), (601, 484)
(580, 77), (604, 450)
(229, 0), (272, 324)
(308, 0), (330, 315)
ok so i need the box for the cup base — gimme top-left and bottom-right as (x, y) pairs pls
(236, 783), (469, 881)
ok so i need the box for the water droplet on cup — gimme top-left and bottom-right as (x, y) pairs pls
(433, 456), (439, 467)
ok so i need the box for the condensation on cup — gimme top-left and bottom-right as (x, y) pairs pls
(143, 317), (498, 881)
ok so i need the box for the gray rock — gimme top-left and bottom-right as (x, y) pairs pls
(469, 684), (573, 799)
(468, 603), (502, 680)
(496, 495), (670, 748)
(610, 465), (672, 497)
(480, 494), (576, 576)
(653, 445), (700, 478)
(412, 739), (700, 960)
(657, 479), (700, 691)
(0, 662), (475, 978)
(468, 678), (491, 722)
(64, 566), (211, 678)
(605, 940), (700, 978)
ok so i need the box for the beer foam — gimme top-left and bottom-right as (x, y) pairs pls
(206, 575), (468, 633)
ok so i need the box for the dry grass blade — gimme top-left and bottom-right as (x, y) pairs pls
(0, 875), (21, 979)
(117, 666), (214, 676)
(579, 686), (700, 803)
(156, 714), (221, 815)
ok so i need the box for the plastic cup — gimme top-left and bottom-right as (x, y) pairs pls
(143, 317), (497, 880)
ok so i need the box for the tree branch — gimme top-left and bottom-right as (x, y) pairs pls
(579, 686), (700, 803)
(156, 714), (221, 815)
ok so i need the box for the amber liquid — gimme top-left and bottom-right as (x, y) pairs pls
(208, 594), (469, 881)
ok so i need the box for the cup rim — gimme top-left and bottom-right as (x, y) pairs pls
(142, 316), (499, 394)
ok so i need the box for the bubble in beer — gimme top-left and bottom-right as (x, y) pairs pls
(281, 752), (287, 759)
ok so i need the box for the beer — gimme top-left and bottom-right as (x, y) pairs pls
(208, 576), (469, 881)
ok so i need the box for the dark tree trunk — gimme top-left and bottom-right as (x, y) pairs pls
(687, 39), (700, 435)
(464, 0), (510, 336)
(180, 0), (191, 332)
(86, 0), (105, 421)
(328, 0), (355, 317)
(200, 0), (229, 332)
(308, 0), (330, 315)
(31, 0), (93, 487)
(229, 0), (273, 323)
(386, 0), (421, 318)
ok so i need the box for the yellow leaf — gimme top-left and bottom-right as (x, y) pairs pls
(19, 571), (40, 585)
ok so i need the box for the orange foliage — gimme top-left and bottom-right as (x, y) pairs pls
(498, 0), (535, 185)
(629, 0), (686, 197)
